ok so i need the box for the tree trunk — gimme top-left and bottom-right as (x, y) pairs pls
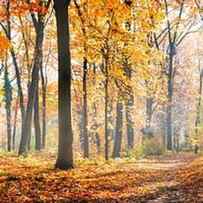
(10, 50), (25, 125)
(54, 0), (73, 169)
(146, 97), (153, 128)
(5, 1), (25, 134)
(166, 54), (173, 151)
(34, 84), (41, 150)
(12, 96), (18, 151)
(79, 109), (84, 151)
(4, 62), (12, 152)
(92, 64), (101, 154)
(124, 65), (134, 150)
(195, 70), (203, 135)
(40, 65), (47, 149)
(112, 96), (123, 158)
(104, 58), (109, 160)
(83, 57), (89, 158)
(18, 19), (44, 155)
(95, 132), (101, 154)
(126, 96), (134, 150)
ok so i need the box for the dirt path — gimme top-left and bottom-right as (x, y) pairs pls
(133, 154), (198, 203)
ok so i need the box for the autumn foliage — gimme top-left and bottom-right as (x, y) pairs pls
(0, 0), (203, 202)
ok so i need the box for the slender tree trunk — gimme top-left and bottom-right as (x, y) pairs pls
(92, 64), (101, 154)
(124, 65), (134, 149)
(18, 20), (44, 155)
(195, 70), (203, 135)
(112, 96), (123, 158)
(40, 66), (47, 149)
(4, 62), (12, 152)
(34, 84), (41, 150)
(166, 54), (173, 150)
(104, 58), (109, 160)
(12, 97), (18, 151)
(83, 57), (89, 158)
(125, 96), (134, 150)
(10, 50), (25, 124)
(146, 97), (153, 128)
(79, 109), (84, 151)
(5, 1), (25, 133)
(95, 132), (101, 154)
(27, 79), (31, 151)
(54, 0), (73, 169)
(19, 58), (38, 155)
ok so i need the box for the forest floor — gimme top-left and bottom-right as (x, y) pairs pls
(0, 152), (202, 203)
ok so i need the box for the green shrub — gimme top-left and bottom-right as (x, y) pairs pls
(125, 137), (165, 159)
(141, 138), (165, 156)
(125, 146), (143, 159)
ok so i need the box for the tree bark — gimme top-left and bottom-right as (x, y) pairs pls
(195, 69), (203, 135)
(4, 62), (12, 152)
(166, 53), (174, 151)
(92, 64), (101, 154)
(112, 96), (123, 158)
(83, 57), (89, 158)
(54, 0), (73, 169)
(104, 58), (109, 160)
(146, 97), (153, 128)
(124, 66), (134, 150)
(125, 96), (134, 150)
(34, 84), (41, 151)
(12, 96), (19, 151)
(10, 50), (25, 125)
(40, 65), (47, 149)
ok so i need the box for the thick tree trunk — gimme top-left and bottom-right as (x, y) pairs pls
(54, 0), (73, 169)
(112, 96), (123, 158)
(34, 84), (41, 150)
(83, 57), (89, 158)
(18, 20), (44, 155)
(4, 63), (12, 152)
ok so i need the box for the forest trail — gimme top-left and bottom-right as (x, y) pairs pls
(0, 153), (202, 203)
(133, 154), (198, 203)
(130, 153), (195, 170)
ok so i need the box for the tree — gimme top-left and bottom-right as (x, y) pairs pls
(0, 0), (26, 145)
(3, 59), (12, 151)
(73, 0), (89, 158)
(54, 0), (73, 169)
(112, 93), (123, 158)
(19, 1), (47, 154)
(18, 0), (53, 154)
